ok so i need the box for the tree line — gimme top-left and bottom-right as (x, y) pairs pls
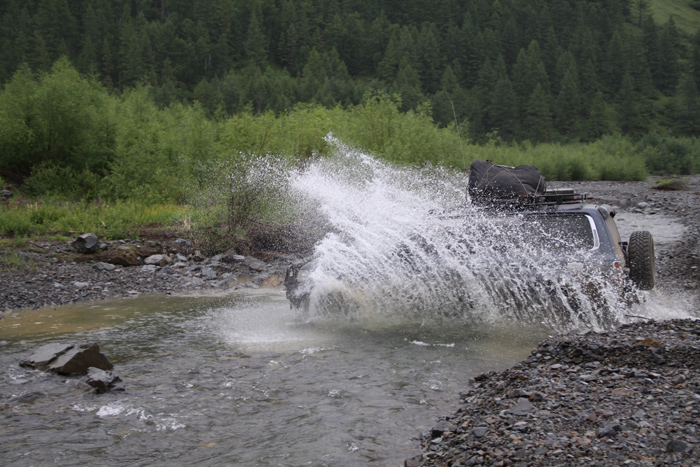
(1, 0), (700, 144)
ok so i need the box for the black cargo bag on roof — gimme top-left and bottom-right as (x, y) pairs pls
(468, 159), (546, 204)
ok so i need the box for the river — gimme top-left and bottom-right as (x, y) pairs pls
(1, 291), (548, 466)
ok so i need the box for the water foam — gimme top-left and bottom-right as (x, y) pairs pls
(287, 136), (689, 331)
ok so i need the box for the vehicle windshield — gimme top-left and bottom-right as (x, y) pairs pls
(487, 213), (598, 252)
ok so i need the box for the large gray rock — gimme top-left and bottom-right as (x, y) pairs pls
(72, 233), (100, 254)
(20, 343), (113, 375)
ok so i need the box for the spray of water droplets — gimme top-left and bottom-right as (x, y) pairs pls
(285, 135), (689, 331)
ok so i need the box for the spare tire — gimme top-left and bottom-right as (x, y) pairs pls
(627, 231), (656, 290)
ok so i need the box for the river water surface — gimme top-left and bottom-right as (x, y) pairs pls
(1, 291), (549, 466)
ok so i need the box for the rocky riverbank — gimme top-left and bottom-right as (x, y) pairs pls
(0, 235), (302, 313)
(409, 319), (700, 467)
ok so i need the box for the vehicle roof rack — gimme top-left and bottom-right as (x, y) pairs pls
(488, 188), (589, 208)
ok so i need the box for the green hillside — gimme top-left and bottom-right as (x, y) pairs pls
(651, 0), (700, 33)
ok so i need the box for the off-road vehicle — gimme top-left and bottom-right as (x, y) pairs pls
(285, 161), (656, 326)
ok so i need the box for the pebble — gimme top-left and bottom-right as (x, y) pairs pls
(411, 319), (700, 466)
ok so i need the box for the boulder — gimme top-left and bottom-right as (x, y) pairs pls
(72, 233), (100, 254)
(20, 343), (113, 375)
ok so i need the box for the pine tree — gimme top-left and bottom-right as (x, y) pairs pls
(585, 91), (615, 140)
(524, 83), (553, 142)
(488, 77), (518, 140)
(617, 71), (643, 135)
(555, 67), (582, 137)
(676, 76), (700, 136)
(245, 4), (268, 70)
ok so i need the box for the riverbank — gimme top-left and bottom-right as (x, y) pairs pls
(2, 175), (698, 314)
(409, 318), (700, 466)
(0, 235), (301, 313)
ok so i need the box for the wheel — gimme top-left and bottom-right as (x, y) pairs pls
(627, 231), (656, 290)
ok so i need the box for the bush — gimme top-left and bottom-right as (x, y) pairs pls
(22, 162), (103, 199)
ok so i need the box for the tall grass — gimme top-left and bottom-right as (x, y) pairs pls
(0, 199), (185, 239)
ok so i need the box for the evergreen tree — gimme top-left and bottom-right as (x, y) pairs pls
(488, 77), (518, 140)
(524, 83), (553, 142)
(585, 91), (616, 140)
(392, 60), (424, 112)
(555, 67), (582, 137)
(676, 76), (700, 136)
(617, 70), (643, 135)
(245, 3), (268, 70)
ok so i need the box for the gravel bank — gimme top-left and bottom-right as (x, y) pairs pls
(409, 319), (700, 467)
(0, 238), (300, 313)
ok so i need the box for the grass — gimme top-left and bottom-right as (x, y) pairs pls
(0, 198), (188, 240)
(650, 0), (700, 33)
(0, 251), (36, 270)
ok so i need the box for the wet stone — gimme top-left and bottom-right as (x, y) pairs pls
(505, 398), (536, 416)
(85, 367), (124, 394)
(20, 343), (113, 375)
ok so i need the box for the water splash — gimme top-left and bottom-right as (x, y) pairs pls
(287, 136), (681, 331)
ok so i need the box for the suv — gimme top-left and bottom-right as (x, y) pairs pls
(285, 188), (656, 328)
(452, 188), (655, 292)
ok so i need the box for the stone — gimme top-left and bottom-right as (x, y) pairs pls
(472, 427), (489, 438)
(72, 281), (90, 289)
(172, 238), (193, 248)
(144, 254), (169, 266)
(597, 423), (621, 438)
(20, 343), (113, 375)
(72, 233), (100, 254)
(157, 266), (176, 275)
(243, 256), (267, 271)
(141, 264), (158, 273)
(94, 262), (116, 272)
(86, 367), (124, 394)
(431, 421), (456, 439)
(1, 189), (12, 200)
(201, 267), (218, 280)
(505, 398), (537, 416)
(666, 439), (690, 455)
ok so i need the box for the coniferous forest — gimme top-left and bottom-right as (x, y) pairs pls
(2, 0), (699, 142)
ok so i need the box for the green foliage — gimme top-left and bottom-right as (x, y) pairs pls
(0, 251), (35, 270)
(0, 58), (114, 176)
(0, 199), (184, 239)
(186, 155), (310, 255)
(465, 136), (649, 182)
(22, 162), (102, 199)
(0, 0), (698, 145)
(637, 135), (700, 174)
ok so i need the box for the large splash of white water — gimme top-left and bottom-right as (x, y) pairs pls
(287, 136), (687, 331)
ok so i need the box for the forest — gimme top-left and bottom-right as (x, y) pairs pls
(1, 0), (700, 247)
(1, 0), (700, 142)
